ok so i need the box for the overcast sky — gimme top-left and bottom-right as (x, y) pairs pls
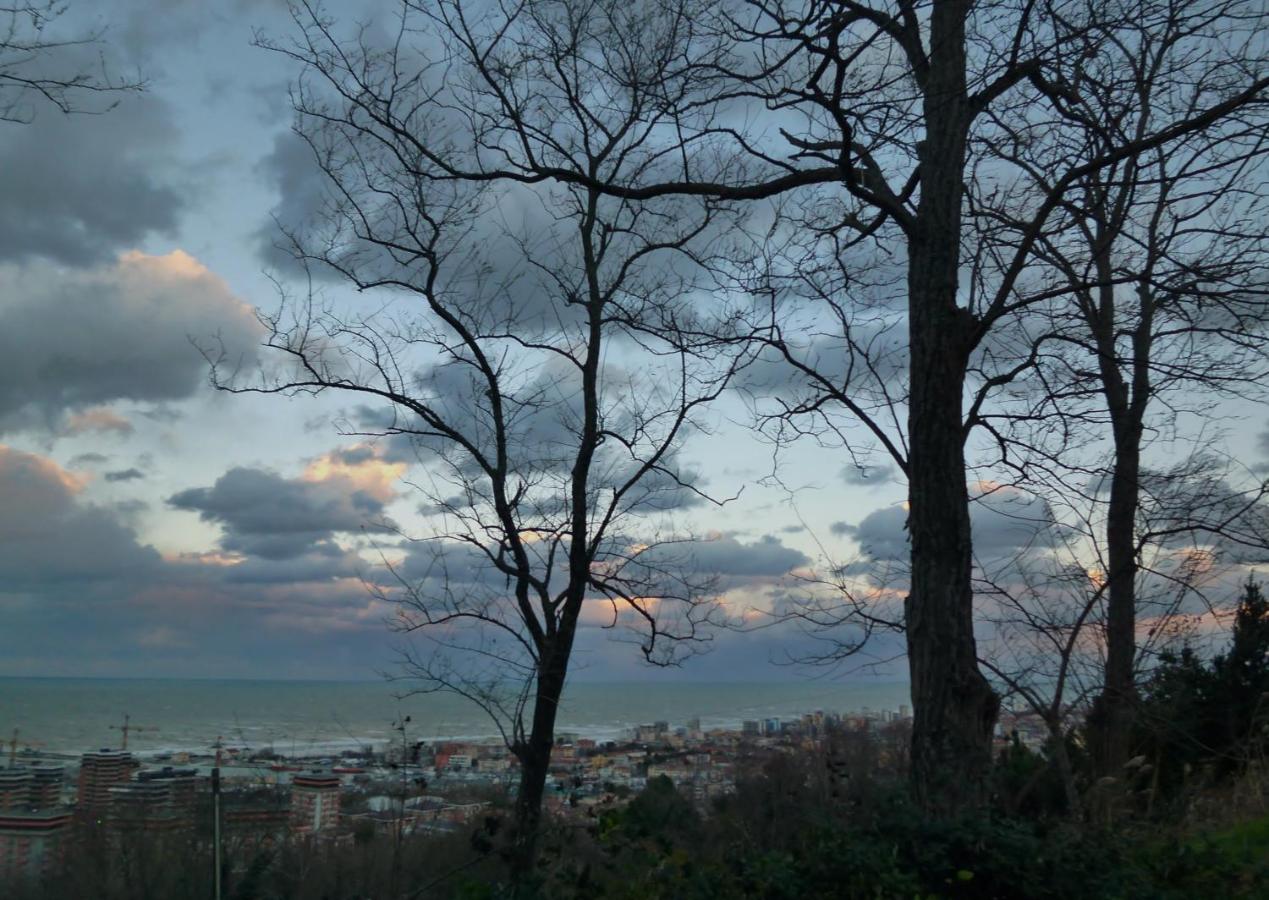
(0, 1), (1264, 682)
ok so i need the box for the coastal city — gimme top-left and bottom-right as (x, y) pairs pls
(0, 704), (1053, 883)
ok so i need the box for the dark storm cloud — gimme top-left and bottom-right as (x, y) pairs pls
(104, 468), (146, 482)
(0, 96), (183, 265)
(687, 534), (810, 577)
(1141, 468), (1269, 564)
(0, 252), (261, 432)
(349, 357), (708, 513)
(396, 539), (498, 587)
(603, 456), (707, 513)
(0, 449), (823, 680)
(169, 466), (394, 560)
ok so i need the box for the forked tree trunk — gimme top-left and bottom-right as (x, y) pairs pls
(1084, 234), (1148, 776)
(904, 0), (1000, 814)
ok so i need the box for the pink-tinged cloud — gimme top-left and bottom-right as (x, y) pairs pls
(63, 407), (134, 436)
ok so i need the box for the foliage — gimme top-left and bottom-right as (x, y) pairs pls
(10, 759), (1269, 900)
(1132, 578), (1269, 796)
(992, 731), (1078, 819)
(522, 774), (1269, 900)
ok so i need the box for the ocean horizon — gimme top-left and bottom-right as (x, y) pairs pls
(0, 676), (911, 757)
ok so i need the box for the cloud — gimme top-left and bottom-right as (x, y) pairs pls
(851, 505), (910, 562)
(0, 446), (161, 586)
(0, 446), (396, 678)
(841, 463), (896, 487)
(104, 468), (146, 482)
(68, 452), (109, 467)
(0, 448), (832, 681)
(0, 95), (183, 265)
(301, 445), (408, 505)
(969, 486), (1060, 559)
(735, 320), (909, 401)
(847, 487), (1059, 564)
(0, 251), (261, 432)
(634, 533), (811, 586)
(63, 408), (134, 436)
(254, 130), (331, 273)
(169, 463), (397, 560)
(349, 356), (708, 514)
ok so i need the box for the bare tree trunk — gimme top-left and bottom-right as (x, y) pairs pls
(905, 301), (999, 812)
(1097, 433), (1141, 772)
(510, 646), (569, 876)
(1083, 233), (1149, 775)
(1047, 716), (1083, 819)
(904, 0), (999, 814)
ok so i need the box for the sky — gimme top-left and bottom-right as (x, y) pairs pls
(0, 0), (902, 681)
(0, 0), (1265, 684)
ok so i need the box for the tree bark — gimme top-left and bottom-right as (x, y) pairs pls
(904, 0), (999, 814)
(1095, 432), (1141, 772)
(905, 296), (1000, 812)
(510, 650), (568, 877)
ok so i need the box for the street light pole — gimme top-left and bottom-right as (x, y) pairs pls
(211, 765), (222, 900)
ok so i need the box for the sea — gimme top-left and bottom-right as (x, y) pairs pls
(0, 678), (910, 759)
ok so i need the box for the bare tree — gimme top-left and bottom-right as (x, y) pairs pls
(692, 0), (1269, 811)
(251, 0), (1269, 820)
(972, 462), (1255, 816)
(0, 1), (143, 123)
(237, 0), (747, 872)
(981, 1), (1269, 772)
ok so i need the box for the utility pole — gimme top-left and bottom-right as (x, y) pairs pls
(391, 714), (411, 897)
(211, 735), (223, 900)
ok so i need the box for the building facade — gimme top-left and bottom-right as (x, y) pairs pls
(290, 771), (341, 835)
(0, 765), (72, 882)
(77, 750), (135, 821)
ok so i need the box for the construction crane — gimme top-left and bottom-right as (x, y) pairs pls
(109, 714), (158, 751)
(6, 728), (45, 767)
